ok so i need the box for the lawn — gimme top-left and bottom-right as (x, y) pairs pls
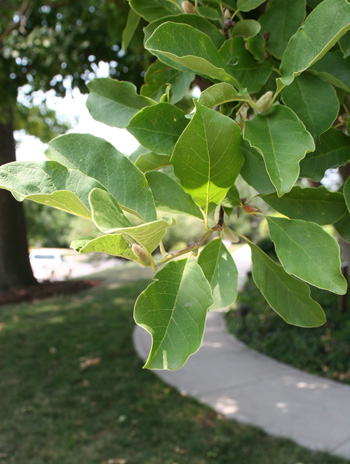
(0, 264), (349, 464)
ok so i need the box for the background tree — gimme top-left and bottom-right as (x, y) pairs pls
(0, 0), (148, 290)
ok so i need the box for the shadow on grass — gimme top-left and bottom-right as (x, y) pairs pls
(0, 271), (349, 464)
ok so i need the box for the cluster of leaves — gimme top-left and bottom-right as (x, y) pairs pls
(1, 0), (350, 370)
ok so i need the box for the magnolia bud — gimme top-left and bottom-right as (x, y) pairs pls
(132, 243), (151, 266)
(255, 90), (273, 115)
(182, 1), (197, 14)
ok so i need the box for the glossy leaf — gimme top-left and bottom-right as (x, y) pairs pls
(87, 78), (155, 128)
(89, 188), (131, 232)
(260, 0), (306, 59)
(146, 171), (203, 218)
(237, 0), (265, 12)
(172, 103), (243, 213)
(300, 129), (350, 181)
(219, 37), (273, 93)
(141, 60), (194, 104)
(344, 177), (350, 213)
(135, 152), (171, 172)
(198, 238), (238, 311)
(247, 33), (265, 62)
(268, 216), (347, 295)
(339, 31), (350, 58)
(145, 22), (240, 87)
(197, 6), (221, 20)
(282, 74), (339, 139)
(198, 82), (250, 108)
(232, 20), (261, 39)
(0, 161), (104, 218)
(71, 234), (139, 261)
(46, 134), (157, 222)
(280, 0), (350, 85)
(144, 13), (226, 48)
(261, 186), (348, 225)
(129, 0), (182, 21)
(244, 105), (315, 196)
(221, 185), (241, 208)
(249, 242), (326, 327)
(240, 140), (276, 195)
(310, 51), (350, 93)
(122, 8), (140, 52)
(134, 258), (213, 370)
(334, 212), (350, 243)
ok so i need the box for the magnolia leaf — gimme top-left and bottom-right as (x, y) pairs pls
(231, 19), (261, 39)
(89, 188), (131, 232)
(282, 74), (339, 139)
(129, 0), (182, 21)
(239, 140), (276, 195)
(197, 6), (221, 20)
(267, 217), (347, 295)
(334, 211), (350, 243)
(247, 33), (266, 62)
(134, 258), (213, 370)
(87, 78), (155, 128)
(140, 60), (195, 104)
(122, 8), (140, 52)
(260, 0), (306, 59)
(344, 177), (350, 213)
(219, 37), (273, 93)
(135, 152), (171, 172)
(261, 187), (348, 225)
(221, 185), (241, 208)
(71, 234), (139, 261)
(249, 242), (326, 327)
(0, 160), (104, 218)
(198, 238), (238, 311)
(172, 103), (243, 213)
(46, 134), (157, 222)
(146, 171), (203, 218)
(143, 13), (226, 48)
(280, 0), (350, 85)
(145, 22), (240, 87)
(127, 103), (188, 155)
(310, 51), (350, 93)
(300, 129), (350, 181)
(243, 104), (315, 196)
(339, 31), (350, 58)
(237, 0), (265, 12)
(198, 82), (250, 108)
(128, 145), (149, 163)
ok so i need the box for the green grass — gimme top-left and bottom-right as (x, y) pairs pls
(0, 265), (349, 464)
(226, 276), (350, 385)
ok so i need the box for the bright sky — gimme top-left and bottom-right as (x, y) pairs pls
(15, 63), (140, 162)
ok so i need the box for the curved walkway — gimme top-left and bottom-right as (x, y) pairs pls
(133, 245), (350, 460)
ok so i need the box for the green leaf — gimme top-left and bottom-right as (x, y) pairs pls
(127, 103), (188, 156)
(334, 211), (350, 243)
(197, 6), (221, 20)
(219, 37), (273, 93)
(145, 22), (240, 87)
(198, 83), (250, 108)
(144, 14), (226, 48)
(237, 0), (265, 12)
(280, 0), (350, 85)
(239, 140), (276, 194)
(89, 188), (131, 232)
(86, 78), (155, 129)
(282, 74), (339, 139)
(339, 31), (350, 58)
(198, 238), (238, 311)
(243, 104), (315, 196)
(267, 216), (347, 295)
(231, 20), (261, 38)
(172, 103), (243, 213)
(141, 60), (194, 104)
(129, 0), (182, 21)
(300, 129), (350, 181)
(310, 51), (350, 93)
(135, 152), (171, 172)
(146, 171), (203, 218)
(122, 8), (140, 52)
(221, 185), (241, 208)
(249, 241), (326, 327)
(134, 258), (213, 370)
(71, 234), (139, 261)
(46, 134), (157, 222)
(247, 33), (266, 62)
(260, 0), (306, 59)
(261, 186), (348, 225)
(0, 161), (104, 218)
(344, 177), (350, 213)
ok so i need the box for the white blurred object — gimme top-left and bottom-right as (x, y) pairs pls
(29, 248), (72, 282)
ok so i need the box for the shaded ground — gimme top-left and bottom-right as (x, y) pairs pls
(0, 279), (101, 307)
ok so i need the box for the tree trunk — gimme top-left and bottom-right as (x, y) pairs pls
(0, 107), (36, 291)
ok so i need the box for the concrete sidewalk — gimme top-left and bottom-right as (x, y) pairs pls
(133, 245), (350, 460)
